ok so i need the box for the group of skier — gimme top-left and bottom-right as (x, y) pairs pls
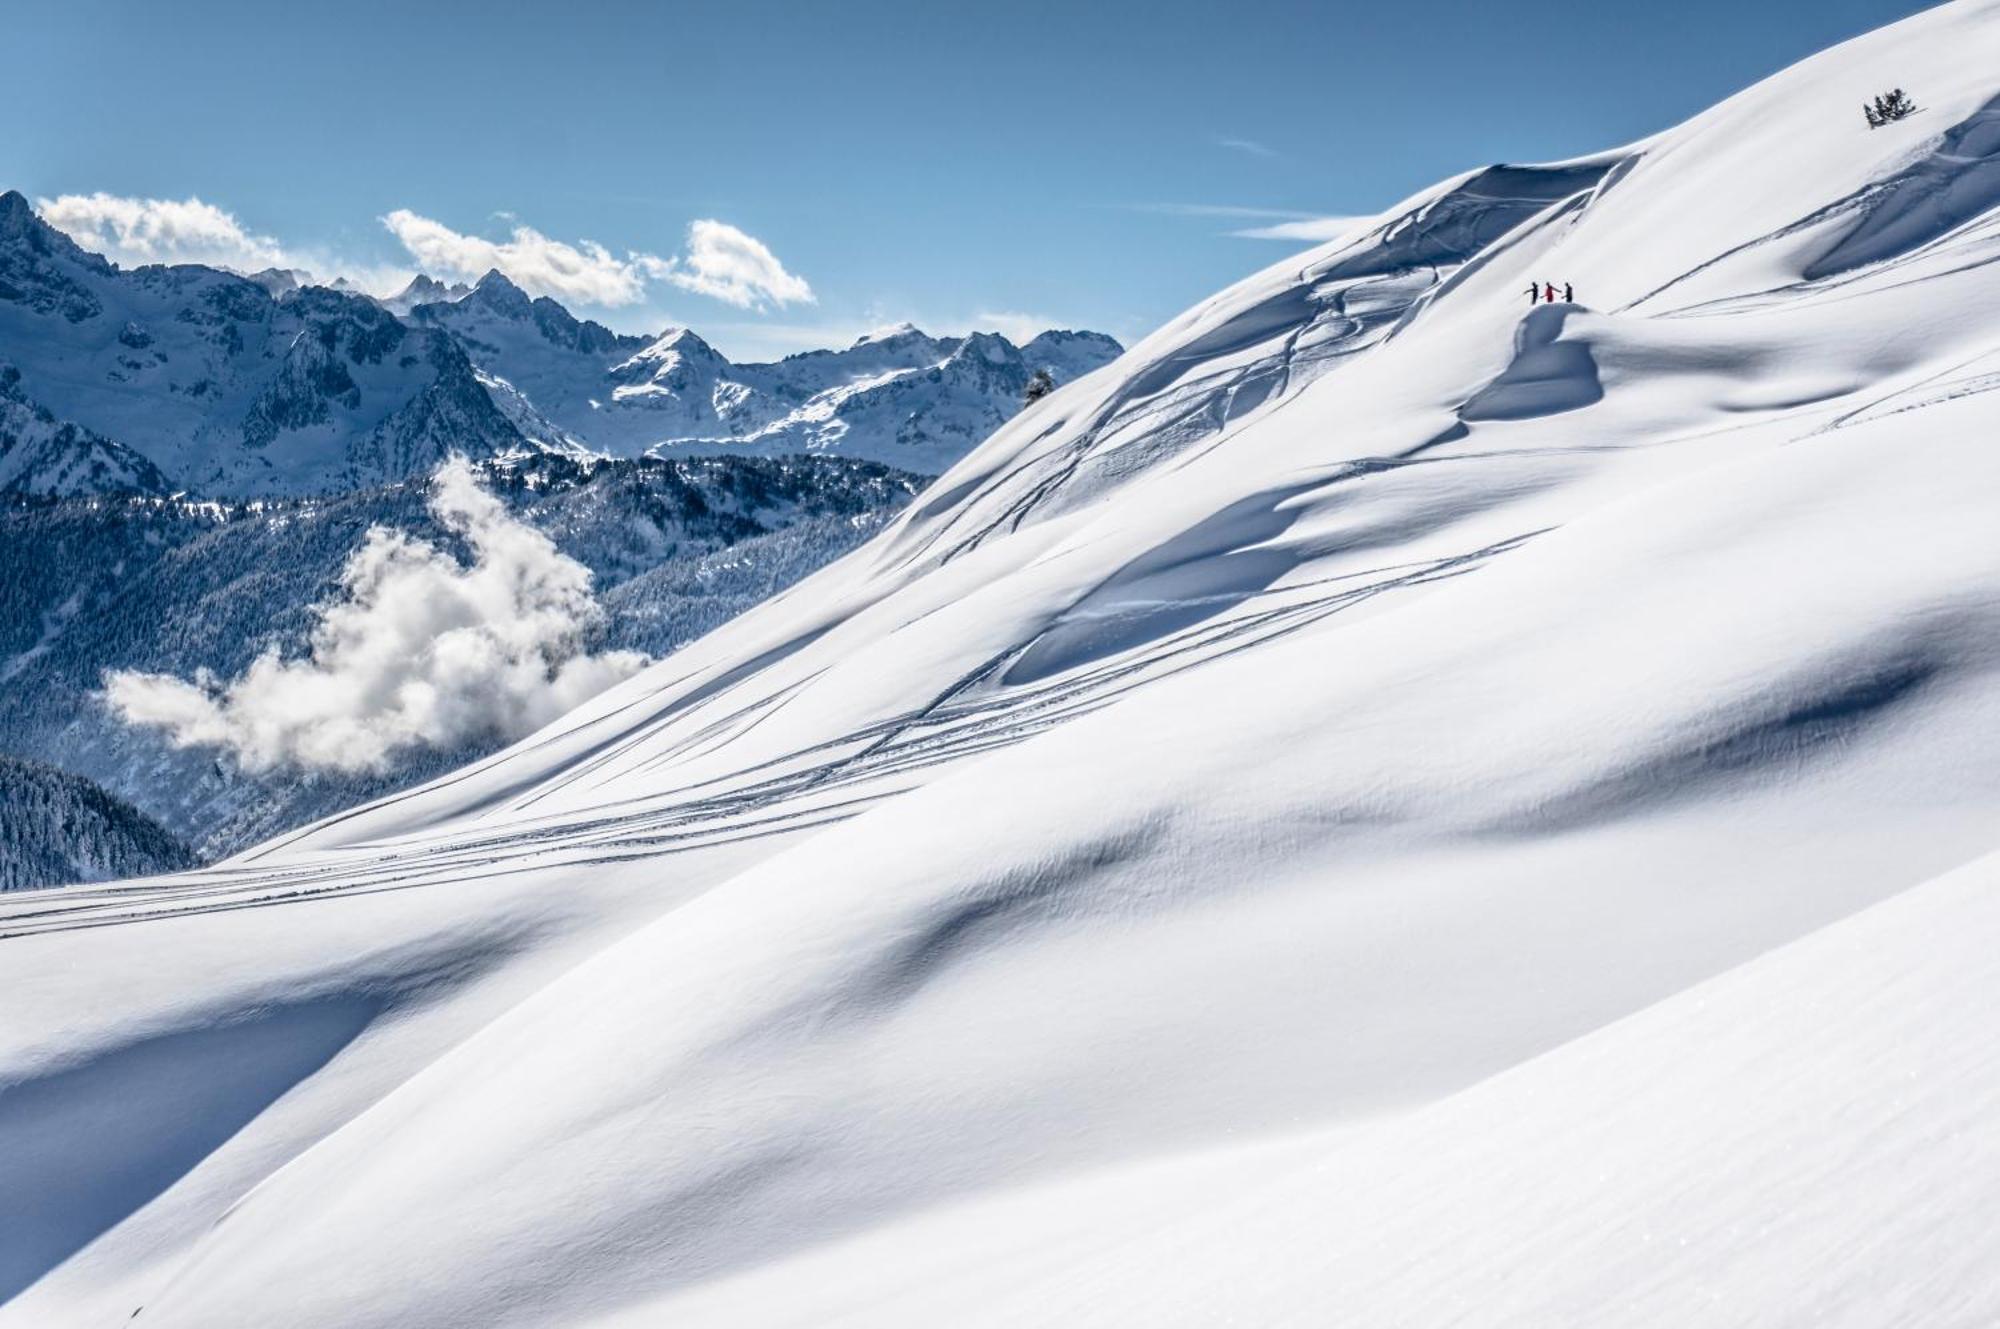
(1526, 281), (1575, 306)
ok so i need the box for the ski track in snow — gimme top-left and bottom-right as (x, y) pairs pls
(0, 527), (1536, 938)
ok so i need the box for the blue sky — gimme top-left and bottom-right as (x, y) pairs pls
(2, 0), (1934, 359)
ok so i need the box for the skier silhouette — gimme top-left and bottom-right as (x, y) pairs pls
(1563, 282), (1573, 303)
(1525, 283), (1540, 308)
(1544, 282), (1558, 304)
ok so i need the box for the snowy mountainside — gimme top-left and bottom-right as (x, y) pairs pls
(0, 365), (171, 496)
(0, 754), (195, 890)
(9, 3), (2000, 1325)
(0, 453), (921, 860)
(413, 276), (1124, 471)
(0, 192), (535, 495)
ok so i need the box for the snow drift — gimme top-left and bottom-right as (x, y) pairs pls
(8, 3), (2000, 1325)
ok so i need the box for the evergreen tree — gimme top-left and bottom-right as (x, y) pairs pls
(1866, 88), (1918, 128)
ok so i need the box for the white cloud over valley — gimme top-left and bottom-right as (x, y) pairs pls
(105, 459), (648, 774)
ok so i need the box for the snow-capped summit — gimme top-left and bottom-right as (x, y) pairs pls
(0, 189), (50, 243)
(14, 3), (2000, 1322)
(0, 189), (112, 320)
(1019, 327), (1125, 381)
(465, 266), (536, 318)
(855, 320), (923, 344)
(380, 272), (470, 315)
(610, 325), (728, 383)
(244, 267), (306, 299)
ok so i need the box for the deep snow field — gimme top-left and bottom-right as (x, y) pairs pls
(8, 2), (2000, 1324)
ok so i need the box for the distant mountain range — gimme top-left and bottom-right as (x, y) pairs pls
(0, 190), (1123, 496)
(413, 274), (1122, 473)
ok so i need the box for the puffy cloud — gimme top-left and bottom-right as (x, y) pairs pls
(35, 192), (290, 271)
(381, 208), (655, 307)
(35, 191), (812, 316)
(105, 459), (648, 774)
(643, 219), (816, 310)
(1233, 215), (1372, 242)
(36, 193), (815, 314)
(37, 191), (414, 292)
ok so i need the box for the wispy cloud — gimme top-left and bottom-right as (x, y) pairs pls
(1121, 201), (1372, 244)
(1211, 134), (1279, 159)
(1233, 215), (1373, 242)
(1129, 202), (1319, 222)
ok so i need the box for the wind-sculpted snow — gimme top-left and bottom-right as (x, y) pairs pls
(1458, 304), (1604, 421)
(10, 3), (2000, 1325)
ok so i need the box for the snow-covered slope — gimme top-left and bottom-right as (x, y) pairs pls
(9, 3), (2000, 1324)
(414, 281), (1123, 471)
(634, 846), (2000, 1329)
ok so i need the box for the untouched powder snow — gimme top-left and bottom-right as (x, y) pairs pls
(622, 847), (2000, 1329)
(8, 3), (2000, 1324)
